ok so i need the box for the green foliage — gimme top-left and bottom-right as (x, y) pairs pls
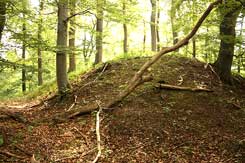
(0, 0), (245, 100)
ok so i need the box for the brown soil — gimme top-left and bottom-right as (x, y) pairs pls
(0, 55), (245, 163)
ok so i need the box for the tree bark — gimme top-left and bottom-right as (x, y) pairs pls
(214, 2), (241, 84)
(94, 0), (104, 65)
(192, 37), (196, 58)
(68, 0), (76, 72)
(37, 0), (43, 86)
(237, 16), (244, 73)
(22, 1), (27, 92)
(143, 20), (146, 52)
(150, 0), (157, 52)
(0, 0), (6, 42)
(123, 0), (128, 54)
(170, 0), (179, 46)
(156, 0), (160, 51)
(22, 23), (26, 92)
(56, 0), (70, 94)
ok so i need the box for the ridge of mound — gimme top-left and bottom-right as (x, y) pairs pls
(0, 55), (244, 162)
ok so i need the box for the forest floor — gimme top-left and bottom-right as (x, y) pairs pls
(0, 55), (245, 163)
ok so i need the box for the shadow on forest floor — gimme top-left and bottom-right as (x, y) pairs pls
(0, 55), (245, 163)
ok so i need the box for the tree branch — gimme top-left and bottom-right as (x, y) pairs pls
(65, 8), (93, 22)
(107, 0), (222, 107)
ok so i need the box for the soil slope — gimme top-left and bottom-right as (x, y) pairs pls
(0, 55), (245, 163)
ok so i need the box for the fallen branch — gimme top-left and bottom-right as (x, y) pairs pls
(0, 150), (26, 159)
(66, 95), (78, 111)
(34, 0), (222, 123)
(105, 0), (221, 108)
(157, 84), (213, 92)
(92, 101), (102, 163)
(80, 63), (110, 89)
(0, 110), (30, 124)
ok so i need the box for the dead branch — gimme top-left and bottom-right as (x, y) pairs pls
(0, 150), (26, 159)
(157, 84), (213, 92)
(207, 63), (222, 82)
(34, 0), (222, 123)
(80, 63), (110, 89)
(66, 95), (78, 111)
(72, 127), (90, 147)
(105, 0), (222, 108)
(92, 101), (102, 163)
(0, 110), (30, 124)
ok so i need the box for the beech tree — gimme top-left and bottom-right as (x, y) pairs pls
(123, 0), (128, 53)
(94, 0), (104, 65)
(68, 0), (76, 72)
(56, 0), (70, 94)
(22, 0), (28, 92)
(150, 0), (157, 51)
(214, 0), (242, 84)
(0, 0), (6, 42)
(37, 0), (44, 85)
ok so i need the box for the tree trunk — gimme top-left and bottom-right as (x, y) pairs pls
(150, 0), (157, 52)
(170, 0), (179, 52)
(156, 0), (160, 51)
(22, 1), (27, 93)
(123, 0), (128, 54)
(56, 0), (70, 94)
(214, 2), (241, 84)
(68, 0), (76, 72)
(143, 20), (146, 52)
(22, 23), (26, 92)
(37, 0), (43, 86)
(192, 37), (196, 58)
(237, 16), (244, 74)
(94, 0), (104, 65)
(0, 0), (6, 42)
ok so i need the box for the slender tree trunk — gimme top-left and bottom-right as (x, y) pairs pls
(156, 0), (160, 51)
(37, 0), (43, 86)
(204, 27), (209, 62)
(22, 1), (27, 93)
(170, 0), (179, 53)
(237, 16), (244, 73)
(68, 0), (76, 72)
(150, 0), (157, 52)
(123, 0), (128, 54)
(192, 37), (196, 58)
(0, 0), (6, 42)
(56, 0), (70, 94)
(22, 22), (26, 92)
(143, 20), (146, 52)
(94, 0), (104, 65)
(214, 3), (241, 84)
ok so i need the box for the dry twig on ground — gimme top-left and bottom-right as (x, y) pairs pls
(92, 101), (103, 163)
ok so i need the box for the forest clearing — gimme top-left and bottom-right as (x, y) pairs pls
(0, 0), (245, 162)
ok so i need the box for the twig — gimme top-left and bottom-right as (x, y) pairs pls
(81, 63), (110, 89)
(92, 101), (103, 163)
(13, 144), (32, 156)
(66, 95), (78, 111)
(72, 127), (90, 146)
(0, 150), (26, 159)
(208, 63), (221, 82)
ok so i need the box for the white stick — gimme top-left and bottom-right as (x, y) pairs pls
(92, 106), (102, 163)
